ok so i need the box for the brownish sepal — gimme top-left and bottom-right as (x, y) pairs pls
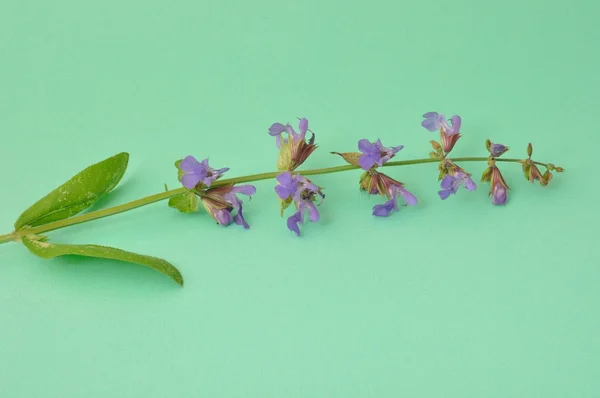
(331, 151), (362, 167)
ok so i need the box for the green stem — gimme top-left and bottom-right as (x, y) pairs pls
(0, 234), (13, 245)
(1, 156), (546, 244)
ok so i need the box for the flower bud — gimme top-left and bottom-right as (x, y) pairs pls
(430, 140), (442, 152)
(487, 141), (509, 157)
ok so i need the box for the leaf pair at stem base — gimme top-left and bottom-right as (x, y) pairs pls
(10, 152), (184, 286)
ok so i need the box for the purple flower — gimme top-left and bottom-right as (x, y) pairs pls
(372, 184), (418, 217)
(421, 112), (461, 135)
(268, 118), (309, 148)
(179, 156), (230, 189)
(438, 172), (477, 200)
(357, 139), (404, 170)
(275, 171), (324, 236)
(422, 112), (462, 154)
(421, 112), (447, 132)
(274, 171), (299, 199)
(268, 117), (317, 171)
(359, 170), (417, 217)
(201, 184), (256, 229)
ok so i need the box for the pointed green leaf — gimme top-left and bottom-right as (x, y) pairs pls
(22, 237), (183, 286)
(14, 153), (130, 230)
(168, 191), (199, 213)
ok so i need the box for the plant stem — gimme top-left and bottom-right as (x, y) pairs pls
(0, 156), (546, 244)
(0, 234), (13, 245)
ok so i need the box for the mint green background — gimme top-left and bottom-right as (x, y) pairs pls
(1, 0), (598, 396)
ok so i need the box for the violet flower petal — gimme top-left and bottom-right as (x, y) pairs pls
(398, 187), (418, 206)
(438, 189), (453, 200)
(203, 174), (219, 187)
(465, 176), (477, 191)
(372, 199), (396, 217)
(389, 145), (404, 156)
(202, 166), (230, 187)
(379, 145), (404, 165)
(303, 202), (320, 222)
(447, 115), (462, 135)
(233, 204), (250, 228)
(268, 123), (287, 136)
(358, 153), (380, 170)
(492, 185), (507, 205)
(231, 185), (256, 196)
(358, 139), (378, 154)
(298, 118), (308, 139)
(276, 171), (293, 185)
(275, 172), (298, 199)
(181, 173), (203, 189)
(440, 174), (454, 190)
(421, 112), (444, 132)
(179, 155), (204, 173)
(214, 208), (232, 226)
(275, 185), (293, 200)
(286, 211), (303, 236)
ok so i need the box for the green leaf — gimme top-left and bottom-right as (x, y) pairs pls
(14, 153), (130, 230)
(22, 237), (183, 286)
(168, 191), (199, 213)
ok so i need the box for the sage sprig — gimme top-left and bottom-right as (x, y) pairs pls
(0, 112), (564, 286)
